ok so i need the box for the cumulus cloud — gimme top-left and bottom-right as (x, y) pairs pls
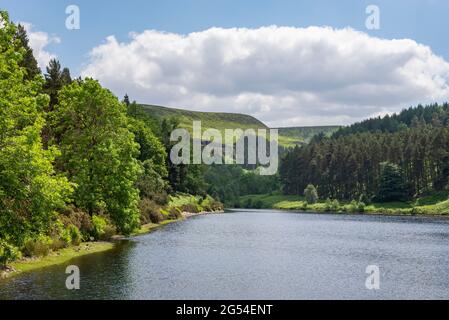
(81, 26), (449, 127)
(21, 22), (60, 70)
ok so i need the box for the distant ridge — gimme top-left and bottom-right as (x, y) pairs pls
(139, 104), (339, 147)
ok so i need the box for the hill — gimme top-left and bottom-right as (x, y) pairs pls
(139, 104), (338, 147)
(277, 126), (340, 146)
(139, 104), (268, 133)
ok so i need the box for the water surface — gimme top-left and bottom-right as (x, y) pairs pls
(2, 209), (449, 299)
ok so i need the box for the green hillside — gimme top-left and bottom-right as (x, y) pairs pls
(139, 104), (268, 132)
(277, 126), (340, 146)
(139, 104), (339, 147)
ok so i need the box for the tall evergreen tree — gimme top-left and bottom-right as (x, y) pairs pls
(15, 24), (40, 80)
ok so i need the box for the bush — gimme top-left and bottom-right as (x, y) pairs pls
(244, 198), (253, 208)
(358, 202), (366, 213)
(324, 198), (332, 212)
(68, 225), (82, 245)
(253, 199), (264, 209)
(60, 206), (93, 238)
(0, 240), (21, 267)
(304, 184), (319, 204)
(91, 215), (107, 240)
(325, 199), (340, 212)
(181, 203), (200, 213)
(139, 198), (164, 224)
(301, 201), (308, 211)
(167, 207), (182, 220)
(22, 236), (52, 257)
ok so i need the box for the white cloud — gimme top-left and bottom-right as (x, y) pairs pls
(21, 22), (60, 70)
(81, 26), (449, 127)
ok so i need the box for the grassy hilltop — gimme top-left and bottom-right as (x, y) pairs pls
(139, 104), (338, 147)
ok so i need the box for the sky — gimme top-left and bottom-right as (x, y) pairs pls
(2, 0), (449, 127)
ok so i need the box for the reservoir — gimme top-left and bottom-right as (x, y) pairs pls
(1, 209), (449, 299)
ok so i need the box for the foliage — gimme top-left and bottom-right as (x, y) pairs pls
(139, 198), (164, 224)
(0, 240), (21, 267)
(281, 105), (449, 201)
(22, 236), (52, 257)
(91, 215), (107, 240)
(50, 79), (141, 234)
(304, 184), (319, 204)
(377, 162), (408, 202)
(0, 12), (73, 250)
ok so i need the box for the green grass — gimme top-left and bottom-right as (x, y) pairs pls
(132, 219), (182, 236)
(140, 104), (268, 133)
(238, 192), (449, 215)
(277, 126), (341, 147)
(5, 242), (114, 278)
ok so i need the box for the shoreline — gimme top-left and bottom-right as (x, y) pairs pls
(1, 210), (223, 280)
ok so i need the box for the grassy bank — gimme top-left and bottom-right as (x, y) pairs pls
(238, 192), (449, 215)
(1, 242), (114, 279)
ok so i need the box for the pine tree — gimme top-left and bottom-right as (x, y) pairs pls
(15, 24), (40, 80)
(376, 162), (408, 202)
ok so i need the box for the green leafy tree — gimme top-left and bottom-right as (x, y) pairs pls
(304, 184), (318, 204)
(51, 78), (141, 234)
(0, 12), (73, 251)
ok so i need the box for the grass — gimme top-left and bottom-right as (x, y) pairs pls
(4, 242), (114, 279)
(132, 219), (182, 236)
(238, 192), (449, 216)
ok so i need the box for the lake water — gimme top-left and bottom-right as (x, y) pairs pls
(2, 209), (449, 300)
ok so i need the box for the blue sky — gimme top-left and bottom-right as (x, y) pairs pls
(2, 0), (449, 126)
(3, 0), (448, 76)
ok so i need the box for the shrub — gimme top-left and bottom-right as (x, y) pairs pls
(68, 225), (82, 245)
(244, 198), (253, 208)
(325, 199), (340, 212)
(22, 236), (52, 257)
(324, 198), (332, 212)
(139, 198), (164, 224)
(101, 225), (117, 241)
(167, 207), (182, 220)
(60, 206), (93, 237)
(253, 199), (264, 209)
(91, 215), (107, 240)
(304, 184), (319, 204)
(181, 203), (200, 213)
(358, 202), (366, 213)
(301, 201), (308, 211)
(0, 240), (21, 267)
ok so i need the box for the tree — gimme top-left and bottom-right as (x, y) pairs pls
(304, 184), (318, 204)
(15, 23), (40, 80)
(123, 94), (130, 107)
(0, 12), (73, 251)
(43, 59), (72, 111)
(51, 78), (141, 234)
(377, 162), (408, 202)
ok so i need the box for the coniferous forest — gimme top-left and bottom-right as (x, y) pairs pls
(280, 103), (449, 202)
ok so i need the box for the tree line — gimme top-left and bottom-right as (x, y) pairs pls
(280, 103), (449, 203)
(0, 12), (222, 265)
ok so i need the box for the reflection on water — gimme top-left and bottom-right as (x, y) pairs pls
(2, 210), (449, 300)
